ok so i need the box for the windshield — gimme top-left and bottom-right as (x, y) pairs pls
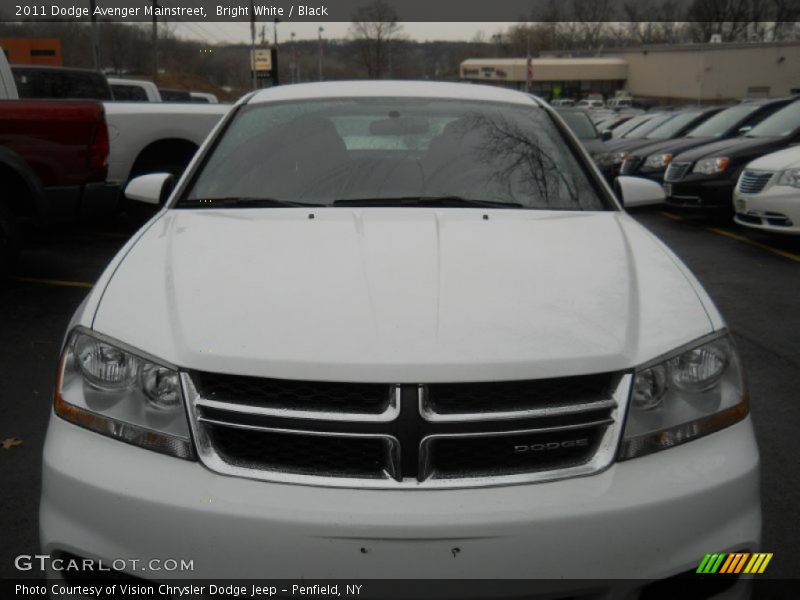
(645, 111), (703, 140)
(622, 114), (674, 139)
(557, 111), (598, 140)
(181, 98), (607, 211)
(687, 104), (759, 138)
(12, 67), (112, 100)
(612, 115), (651, 138)
(747, 101), (800, 138)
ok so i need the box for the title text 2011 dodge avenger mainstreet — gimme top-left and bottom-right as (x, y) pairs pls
(42, 82), (759, 595)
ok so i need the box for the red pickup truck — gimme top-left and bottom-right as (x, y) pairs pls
(0, 100), (115, 274)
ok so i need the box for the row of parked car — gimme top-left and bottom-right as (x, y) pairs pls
(0, 52), (230, 274)
(557, 98), (800, 234)
(11, 64), (219, 103)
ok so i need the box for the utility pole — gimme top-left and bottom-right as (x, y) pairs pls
(290, 32), (296, 83)
(151, 0), (158, 82)
(525, 29), (532, 93)
(89, 0), (99, 70)
(272, 18), (280, 85)
(318, 26), (324, 81)
(250, 0), (257, 90)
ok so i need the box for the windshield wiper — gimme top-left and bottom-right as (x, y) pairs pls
(332, 196), (524, 209)
(179, 197), (324, 208)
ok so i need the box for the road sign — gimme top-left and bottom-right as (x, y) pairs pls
(251, 48), (272, 72)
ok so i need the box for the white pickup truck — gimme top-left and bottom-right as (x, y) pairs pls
(104, 101), (228, 195)
(0, 52), (230, 211)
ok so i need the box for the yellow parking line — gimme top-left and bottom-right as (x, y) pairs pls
(659, 211), (684, 222)
(658, 212), (800, 264)
(14, 276), (93, 289)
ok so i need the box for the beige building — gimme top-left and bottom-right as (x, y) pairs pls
(460, 41), (800, 102)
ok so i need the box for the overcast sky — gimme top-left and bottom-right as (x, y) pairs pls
(172, 22), (516, 45)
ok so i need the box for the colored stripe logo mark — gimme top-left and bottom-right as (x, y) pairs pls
(697, 552), (773, 574)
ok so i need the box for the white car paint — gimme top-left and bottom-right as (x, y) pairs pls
(92, 208), (716, 383)
(190, 91), (219, 103)
(577, 99), (605, 110)
(42, 81), (758, 586)
(42, 413), (759, 583)
(0, 50), (19, 100)
(734, 145), (800, 234)
(103, 101), (230, 185)
(108, 77), (162, 102)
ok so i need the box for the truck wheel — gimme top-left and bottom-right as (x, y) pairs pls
(0, 202), (21, 278)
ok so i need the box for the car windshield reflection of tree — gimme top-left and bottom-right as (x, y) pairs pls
(184, 100), (602, 212)
(449, 113), (582, 208)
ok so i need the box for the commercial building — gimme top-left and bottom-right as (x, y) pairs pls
(0, 38), (62, 66)
(460, 41), (800, 102)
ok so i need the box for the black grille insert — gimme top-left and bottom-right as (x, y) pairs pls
(191, 371), (393, 415)
(426, 373), (617, 416)
(206, 423), (394, 479)
(425, 425), (605, 479)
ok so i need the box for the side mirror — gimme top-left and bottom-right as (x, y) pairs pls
(124, 173), (175, 205)
(738, 125), (753, 136)
(601, 129), (613, 141)
(614, 176), (666, 209)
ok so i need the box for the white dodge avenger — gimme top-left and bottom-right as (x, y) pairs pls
(42, 82), (759, 594)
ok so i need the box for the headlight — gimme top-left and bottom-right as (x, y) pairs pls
(693, 157), (729, 175)
(620, 332), (748, 460)
(644, 153), (672, 169)
(777, 168), (800, 188)
(55, 329), (194, 459)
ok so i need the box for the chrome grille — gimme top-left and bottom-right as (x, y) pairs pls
(420, 373), (618, 422)
(190, 371), (399, 422)
(737, 170), (773, 195)
(184, 372), (630, 489)
(664, 161), (692, 181)
(203, 420), (398, 479)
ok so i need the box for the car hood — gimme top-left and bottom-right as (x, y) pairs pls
(671, 135), (785, 163)
(745, 144), (800, 171)
(93, 209), (716, 382)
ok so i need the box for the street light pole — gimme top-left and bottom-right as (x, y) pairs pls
(290, 32), (296, 83)
(272, 18), (280, 85)
(151, 0), (158, 82)
(317, 27), (324, 81)
(250, 0), (257, 90)
(525, 29), (531, 93)
(89, 0), (99, 70)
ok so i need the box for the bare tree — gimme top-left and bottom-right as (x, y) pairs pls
(349, 0), (403, 78)
(687, 0), (761, 42)
(568, 0), (614, 50)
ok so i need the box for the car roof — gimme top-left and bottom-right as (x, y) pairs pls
(11, 64), (104, 75)
(108, 77), (155, 86)
(248, 81), (542, 107)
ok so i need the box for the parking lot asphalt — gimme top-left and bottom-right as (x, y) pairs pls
(1, 209), (798, 580)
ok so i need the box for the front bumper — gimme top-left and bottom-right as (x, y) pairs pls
(734, 186), (800, 234)
(664, 176), (735, 209)
(40, 412), (761, 583)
